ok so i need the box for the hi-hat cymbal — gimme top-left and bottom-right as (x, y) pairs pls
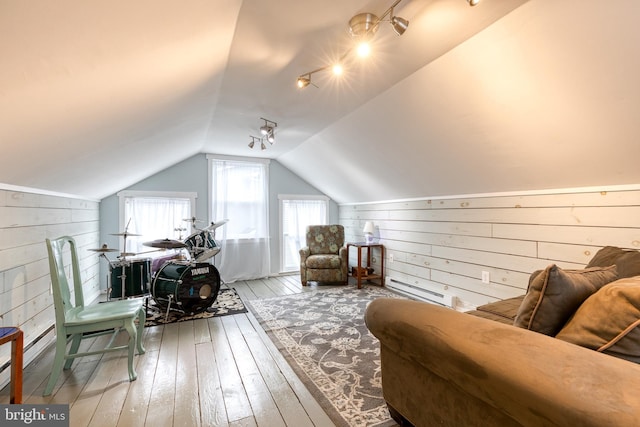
(110, 231), (142, 237)
(204, 219), (229, 231)
(143, 238), (187, 249)
(89, 244), (119, 253)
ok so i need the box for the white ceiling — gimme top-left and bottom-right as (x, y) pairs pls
(2, 0), (640, 203)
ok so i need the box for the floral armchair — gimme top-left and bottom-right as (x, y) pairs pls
(299, 225), (348, 286)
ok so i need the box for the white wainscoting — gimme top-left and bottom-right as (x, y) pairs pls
(0, 188), (99, 390)
(340, 187), (640, 311)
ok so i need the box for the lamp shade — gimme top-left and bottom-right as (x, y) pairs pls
(363, 221), (375, 234)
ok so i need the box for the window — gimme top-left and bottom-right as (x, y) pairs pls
(117, 191), (196, 257)
(208, 155), (270, 282)
(279, 195), (328, 272)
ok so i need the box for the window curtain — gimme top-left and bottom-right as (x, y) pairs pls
(124, 197), (191, 257)
(281, 199), (327, 272)
(211, 158), (270, 282)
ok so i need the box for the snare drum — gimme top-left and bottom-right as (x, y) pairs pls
(184, 230), (220, 262)
(110, 258), (151, 299)
(152, 261), (221, 315)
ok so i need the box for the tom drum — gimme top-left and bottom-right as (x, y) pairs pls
(184, 230), (220, 262)
(110, 258), (151, 299)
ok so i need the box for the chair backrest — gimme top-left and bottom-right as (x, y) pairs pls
(46, 236), (85, 327)
(305, 225), (345, 255)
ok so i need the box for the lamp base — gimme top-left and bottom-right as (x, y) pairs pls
(365, 234), (374, 244)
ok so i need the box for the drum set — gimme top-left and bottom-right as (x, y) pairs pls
(90, 218), (228, 318)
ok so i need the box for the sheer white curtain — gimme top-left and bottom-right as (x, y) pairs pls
(281, 198), (328, 272)
(123, 196), (191, 257)
(210, 157), (270, 282)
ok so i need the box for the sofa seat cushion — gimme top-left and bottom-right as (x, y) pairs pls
(556, 276), (640, 363)
(513, 264), (618, 336)
(304, 254), (342, 269)
(467, 296), (524, 325)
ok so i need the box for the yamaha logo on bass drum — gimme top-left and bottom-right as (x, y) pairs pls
(190, 266), (210, 276)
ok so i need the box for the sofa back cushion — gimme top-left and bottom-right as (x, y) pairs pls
(513, 264), (618, 336)
(556, 276), (640, 363)
(586, 246), (640, 278)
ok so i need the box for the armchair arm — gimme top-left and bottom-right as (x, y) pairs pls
(339, 246), (348, 276)
(299, 247), (310, 262)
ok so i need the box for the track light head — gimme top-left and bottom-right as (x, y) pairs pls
(468, 0), (480, 6)
(391, 15), (409, 35)
(267, 129), (275, 143)
(297, 76), (311, 88)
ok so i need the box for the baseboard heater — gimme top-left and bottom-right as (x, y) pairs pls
(386, 278), (456, 309)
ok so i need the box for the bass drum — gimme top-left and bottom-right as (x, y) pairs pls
(152, 262), (221, 315)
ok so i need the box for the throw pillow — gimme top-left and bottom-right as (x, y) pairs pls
(586, 246), (640, 278)
(556, 277), (640, 363)
(513, 264), (618, 336)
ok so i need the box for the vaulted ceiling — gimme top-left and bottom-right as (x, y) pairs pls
(2, 0), (639, 203)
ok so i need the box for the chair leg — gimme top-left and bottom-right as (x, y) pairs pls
(64, 334), (82, 370)
(136, 308), (146, 355)
(43, 333), (68, 396)
(123, 319), (138, 382)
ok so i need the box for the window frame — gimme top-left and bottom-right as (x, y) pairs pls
(278, 194), (329, 273)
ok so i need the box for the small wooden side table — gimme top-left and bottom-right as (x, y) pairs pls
(347, 242), (385, 289)
(0, 327), (23, 404)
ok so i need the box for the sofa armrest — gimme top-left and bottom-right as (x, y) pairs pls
(365, 298), (640, 427)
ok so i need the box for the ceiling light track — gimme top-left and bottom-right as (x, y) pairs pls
(296, 0), (481, 89)
(296, 0), (409, 89)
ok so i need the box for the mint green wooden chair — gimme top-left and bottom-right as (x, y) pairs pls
(43, 236), (145, 396)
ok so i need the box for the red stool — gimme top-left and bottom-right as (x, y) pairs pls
(0, 327), (23, 404)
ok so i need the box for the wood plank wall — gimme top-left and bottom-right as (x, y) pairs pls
(0, 188), (100, 388)
(340, 188), (640, 311)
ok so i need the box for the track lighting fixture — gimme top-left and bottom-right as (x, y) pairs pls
(467, 0), (481, 6)
(248, 117), (278, 150)
(248, 136), (260, 149)
(296, 0), (409, 89)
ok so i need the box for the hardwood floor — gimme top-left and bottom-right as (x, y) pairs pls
(1, 275), (343, 427)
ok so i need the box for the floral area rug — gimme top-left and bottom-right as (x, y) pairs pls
(247, 285), (407, 427)
(145, 287), (247, 327)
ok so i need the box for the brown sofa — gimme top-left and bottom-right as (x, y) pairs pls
(365, 247), (640, 427)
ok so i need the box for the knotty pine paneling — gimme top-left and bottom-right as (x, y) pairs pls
(0, 188), (99, 389)
(340, 188), (640, 311)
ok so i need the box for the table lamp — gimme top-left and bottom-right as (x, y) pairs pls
(363, 221), (375, 244)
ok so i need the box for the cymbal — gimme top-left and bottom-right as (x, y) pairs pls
(89, 244), (119, 253)
(118, 252), (137, 257)
(143, 238), (187, 249)
(204, 219), (229, 231)
(110, 232), (142, 237)
(183, 217), (205, 223)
